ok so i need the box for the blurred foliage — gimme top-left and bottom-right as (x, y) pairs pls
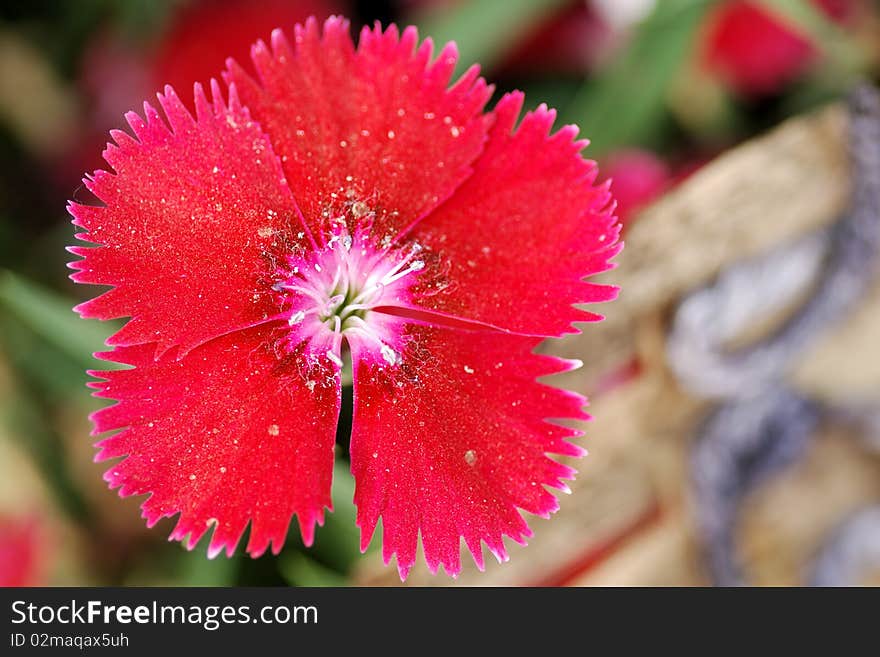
(415, 0), (571, 76)
(0, 0), (177, 75)
(0, 0), (876, 586)
(564, 0), (714, 157)
(759, 0), (866, 74)
(0, 270), (112, 372)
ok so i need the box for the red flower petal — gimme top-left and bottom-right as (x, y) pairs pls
(69, 82), (304, 356)
(349, 324), (586, 579)
(407, 92), (620, 337)
(226, 16), (493, 241)
(90, 325), (340, 557)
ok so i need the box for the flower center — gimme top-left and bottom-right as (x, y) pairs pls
(275, 223), (423, 368)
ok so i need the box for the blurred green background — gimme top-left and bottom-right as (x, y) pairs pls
(0, 0), (877, 586)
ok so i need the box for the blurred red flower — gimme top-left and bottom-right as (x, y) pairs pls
(152, 0), (345, 109)
(602, 149), (671, 229)
(0, 515), (45, 587)
(702, 0), (856, 97)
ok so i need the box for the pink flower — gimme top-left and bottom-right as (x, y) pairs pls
(702, 0), (856, 97)
(0, 515), (45, 587)
(601, 149), (670, 230)
(69, 17), (620, 579)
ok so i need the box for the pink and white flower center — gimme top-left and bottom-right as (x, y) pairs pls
(276, 224), (423, 369)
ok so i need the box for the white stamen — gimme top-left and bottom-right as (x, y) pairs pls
(381, 344), (398, 366)
(282, 284), (327, 306)
(380, 260), (425, 286)
(276, 227), (429, 367)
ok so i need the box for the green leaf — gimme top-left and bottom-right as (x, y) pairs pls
(0, 371), (92, 525)
(175, 548), (239, 587)
(0, 313), (91, 405)
(307, 463), (363, 572)
(279, 551), (349, 587)
(0, 270), (114, 371)
(414, 0), (571, 76)
(563, 0), (714, 158)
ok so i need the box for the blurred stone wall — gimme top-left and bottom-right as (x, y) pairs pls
(355, 103), (880, 586)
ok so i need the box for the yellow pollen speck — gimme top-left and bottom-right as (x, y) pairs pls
(351, 201), (369, 218)
(268, 424), (280, 436)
